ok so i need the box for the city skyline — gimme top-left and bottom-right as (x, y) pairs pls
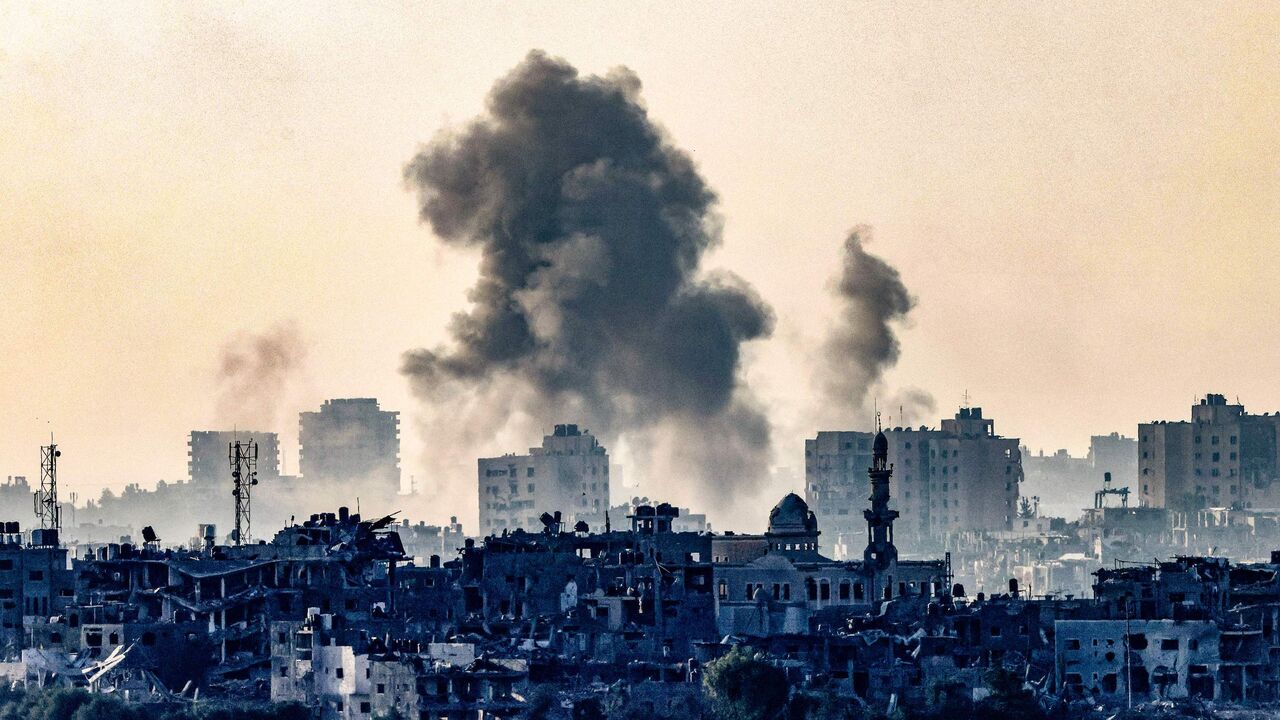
(5, 5), (1280, 715)
(4, 3), (1280, 527)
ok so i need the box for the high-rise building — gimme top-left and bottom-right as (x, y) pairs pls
(1139, 394), (1280, 510)
(807, 407), (1023, 557)
(478, 424), (609, 534)
(189, 431), (280, 487)
(804, 431), (874, 559)
(299, 399), (400, 499)
(887, 407), (1022, 544)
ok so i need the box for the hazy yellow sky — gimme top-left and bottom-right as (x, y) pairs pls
(2, 2), (1278, 523)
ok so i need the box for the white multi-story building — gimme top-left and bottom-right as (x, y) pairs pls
(478, 424), (610, 534)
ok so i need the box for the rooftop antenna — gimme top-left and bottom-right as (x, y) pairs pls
(230, 439), (258, 545)
(34, 434), (62, 532)
(962, 389), (972, 409)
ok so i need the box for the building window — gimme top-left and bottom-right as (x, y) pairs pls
(336, 668), (344, 678)
(1161, 638), (1179, 651)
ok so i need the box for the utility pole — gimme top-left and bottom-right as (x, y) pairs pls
(230, 440), (258, 545)
(1125, 597), (1133, 712)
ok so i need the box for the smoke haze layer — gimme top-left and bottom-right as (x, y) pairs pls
(402, 51), (774, 520)
(214, 322), (307, 431)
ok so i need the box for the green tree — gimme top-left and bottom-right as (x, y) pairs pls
(702, 647), (789, 720)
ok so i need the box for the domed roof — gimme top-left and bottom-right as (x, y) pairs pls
(767, 493), (818, 536)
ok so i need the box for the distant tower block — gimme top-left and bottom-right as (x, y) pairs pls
(230, 439), (259, 545)
(34, 438), (61, 532)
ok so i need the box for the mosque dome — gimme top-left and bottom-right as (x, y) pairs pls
(767, 493), (819, 536)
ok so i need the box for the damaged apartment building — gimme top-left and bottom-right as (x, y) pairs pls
(806, 406), (1023, 558)
(477, 424), (610, 536)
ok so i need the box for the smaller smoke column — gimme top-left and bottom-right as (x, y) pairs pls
(815, 226), (925, 425)
(214, 322), (306, 430)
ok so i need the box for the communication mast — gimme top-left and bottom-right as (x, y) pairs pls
(34, 437), (62, 532)
(230, 439), (259, 545)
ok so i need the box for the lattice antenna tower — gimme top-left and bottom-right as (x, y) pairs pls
(230, 439), (259, 545)
(34, 437), (61, 532)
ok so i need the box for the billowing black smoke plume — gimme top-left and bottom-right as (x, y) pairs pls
(815, 226), (932, 427)
(402, 51), (774, 518)
(214, 322), (306, 431)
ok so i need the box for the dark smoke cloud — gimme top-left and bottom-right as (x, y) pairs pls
(402, 51), (774, 516)
(215, 322), (306, 431)
(815, 226), (929, 426)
